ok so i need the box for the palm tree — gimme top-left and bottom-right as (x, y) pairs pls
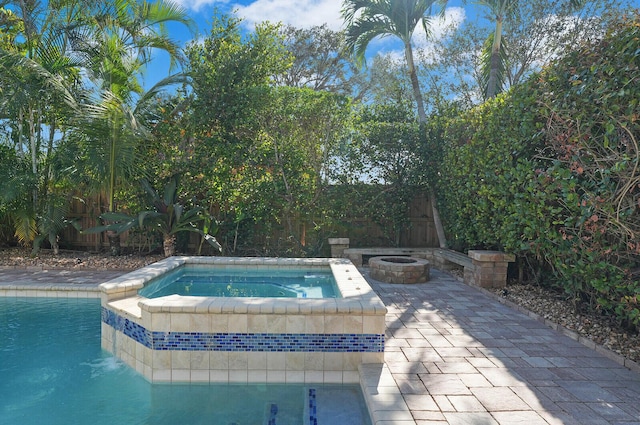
(341, 0), (448, 247)
(471, 0), (585, 99)
(74, 0), (193, 255)
(473, 0), (516, 99)
(342, 0), (445, 124)
(0, 0), (86, 249)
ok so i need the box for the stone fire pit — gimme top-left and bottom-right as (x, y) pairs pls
(369, 256), (430, 284)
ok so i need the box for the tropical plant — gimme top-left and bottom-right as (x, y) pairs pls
(0, 0), (86, 251)
(71, 0), (194, 255)
(88, 174), (221, 257)
(468, 0), (586, 99)
(32, 195), (82, 255)
(341, 0), (448, 247)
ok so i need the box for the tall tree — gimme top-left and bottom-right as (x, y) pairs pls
(341, 0), (448, 247)
(74, 0), (193, 254)
(274, 24), (362, 99)
(0, 0), (86, 249)
(470, 0), (586, 99)
(342, 0), (444, 123)
(186, 14), (288, 253)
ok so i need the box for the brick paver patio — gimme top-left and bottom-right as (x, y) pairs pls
(365, 268), (640, 425)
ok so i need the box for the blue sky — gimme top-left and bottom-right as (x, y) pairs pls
(172, 0), (467, 32)
(146, 0), (470, 88)
(145, 0), (639, 90)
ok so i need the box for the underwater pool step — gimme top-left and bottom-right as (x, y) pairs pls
(228, 402), (277, 425)
(308, 386), (371, 425)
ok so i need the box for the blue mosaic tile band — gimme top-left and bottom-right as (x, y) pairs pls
(102, 307), (384, 353)
(102, 307), (152, 348)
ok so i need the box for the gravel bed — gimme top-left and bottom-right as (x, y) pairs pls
(0, 247), (164, 271)
(1, 247), (638, 365)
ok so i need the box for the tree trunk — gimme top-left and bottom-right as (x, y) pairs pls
(404, 41), (447, 247)
(163, 234), (176, 257)
(107, 231), (121, 256)
(404, 41), (427, 124)
(429, 189), (447, 248)
(486, 18), (504, 99)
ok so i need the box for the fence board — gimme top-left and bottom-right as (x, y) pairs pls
(61, 191), (437, 252)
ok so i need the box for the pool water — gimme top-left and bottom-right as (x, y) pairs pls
(138, 265), (340, 299)
(0, 298), (370, 424)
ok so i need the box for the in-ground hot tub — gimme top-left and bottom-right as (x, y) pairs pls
(100, 257), (386, 383)
(138, 264), (340, 299)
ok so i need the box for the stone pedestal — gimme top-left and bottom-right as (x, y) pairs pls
(328, 238), (350, 258)
(467, 250), (515, 288)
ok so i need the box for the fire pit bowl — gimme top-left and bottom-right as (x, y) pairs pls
(369, 256), (430, 284)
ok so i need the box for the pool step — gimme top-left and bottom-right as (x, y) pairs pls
(227, 403), (278, 425)
(307, 387), (371, 425)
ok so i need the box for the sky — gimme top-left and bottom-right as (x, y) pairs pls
(145, 0), (640, 90)
(145, 0), (470, 88)
(176, 0), (466, 33)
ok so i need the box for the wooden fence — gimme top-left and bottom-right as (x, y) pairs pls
(60, 191), (438, 254)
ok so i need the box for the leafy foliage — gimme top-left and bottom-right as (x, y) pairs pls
(274, 24), (359, 97)
(86, 174), (221, 257)
(334, 103), (426, 246)
(440, 13), (640, 328)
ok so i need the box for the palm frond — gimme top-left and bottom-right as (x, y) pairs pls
(135, 72), (190, 114)
(342, 0), (440, 65)
(13, 212), (37, 246)
(0, 49), (78, 109)
(345, 18), (394, 66)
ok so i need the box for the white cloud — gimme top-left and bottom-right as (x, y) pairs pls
(172, 0), (230, 13)
(413, 7), (466, 47)
(233, 0), (344, 30)
(374, 7), (467, 66)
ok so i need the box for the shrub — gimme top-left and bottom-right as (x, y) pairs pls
(440, 13), (640, 328)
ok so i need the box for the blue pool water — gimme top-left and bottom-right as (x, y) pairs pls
(0, 298), (370, 424)
(138, 265), (340, 299)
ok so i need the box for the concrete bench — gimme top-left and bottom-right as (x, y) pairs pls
(330, 240), (514, 289)
(436, 248), (473, 269)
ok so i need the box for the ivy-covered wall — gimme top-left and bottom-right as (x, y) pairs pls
(439, 14), (640, 327)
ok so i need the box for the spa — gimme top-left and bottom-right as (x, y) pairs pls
(99, 256), (387, 383)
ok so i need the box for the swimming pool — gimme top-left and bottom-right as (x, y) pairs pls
(138, 264), (339, 298)
(0, 297), (372, 424)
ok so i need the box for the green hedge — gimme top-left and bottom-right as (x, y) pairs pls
(439, 13), (640, 328)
